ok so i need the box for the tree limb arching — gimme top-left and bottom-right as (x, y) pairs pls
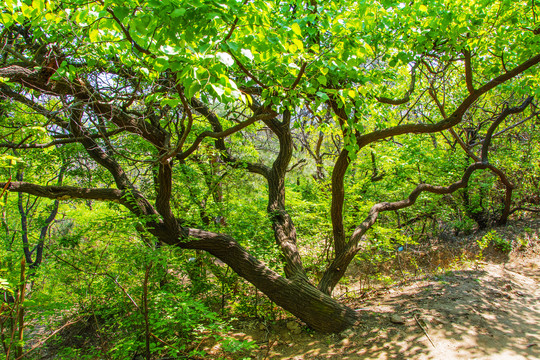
(321, 91), (535, 294)
(0, 63), (168, 149)
(0, 182), (125, 202)
(0, 2), (538, 336)
(188, 97), (271, 177)
(0, 179), (356, 333)
(319, 162), (503, 295)
(324, 54), (540, 295)
(174, 112), (277, 161)
(376, 62), (419, 105)
(481, 96), (533, 163)
(429, 90), (533, 226)
(0, 129), (125, 149)
(184, 96), (306, 278)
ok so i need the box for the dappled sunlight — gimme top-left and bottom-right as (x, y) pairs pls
(1, 0), (539, 356)
(223, 260), (539, 359)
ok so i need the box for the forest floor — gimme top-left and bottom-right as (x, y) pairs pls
(212, 218), (540, 360)
(25, 218), (540, 359)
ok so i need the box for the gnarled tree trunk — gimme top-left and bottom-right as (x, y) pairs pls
(182, 229), (357, 333)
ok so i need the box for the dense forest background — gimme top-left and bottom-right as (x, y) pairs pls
(0, 0), (539, 358)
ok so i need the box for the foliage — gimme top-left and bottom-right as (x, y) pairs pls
(479, 230), (513, 255)
(0, 0), (539, 341)
(477, 231), (492, 260)
(490, 231), (513, 253)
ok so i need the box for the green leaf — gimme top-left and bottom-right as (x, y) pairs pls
(292, 38), (304, 51)
(288, 43), (298, 52)
(316, 91), (329, 100)
(291, 23), (302, 36)
(211, 83), (226, 97)
(134, 14), (152, 34)
(317, 75), (327, 86)
(171, 8), (186, 17)
(153, 57), (169, 71)
(32, 0), (45, 12)
(89, 29), (100, 42)
(113, 6), (130, 21)
(161, 98), (181, 107)
(0, 12), (14, 26)
(186, 82), (201, 99)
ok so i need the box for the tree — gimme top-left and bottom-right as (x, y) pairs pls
(0, 0), (539, 332)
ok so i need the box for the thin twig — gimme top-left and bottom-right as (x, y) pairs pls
(14, 317), (84, 360)
(414, 314), (436, 348)
(143, 263), (152, 360)
(262, 338), (278, 360)
(106, 7), (153, 57)
(287, 62), (307, 90)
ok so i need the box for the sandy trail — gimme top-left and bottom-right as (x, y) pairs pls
(228, 256), (539, 359)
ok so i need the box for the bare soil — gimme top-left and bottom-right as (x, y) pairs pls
(214, 219), (540, 360)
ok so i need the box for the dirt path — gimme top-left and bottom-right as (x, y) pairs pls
(225, 256), (539, 359)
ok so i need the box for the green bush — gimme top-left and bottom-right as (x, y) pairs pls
(479, 230), (512, 254)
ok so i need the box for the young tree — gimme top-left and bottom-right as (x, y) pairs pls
(0, 0), (539, 332)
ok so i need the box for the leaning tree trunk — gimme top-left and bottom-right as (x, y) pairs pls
(182, 229), (357, 333)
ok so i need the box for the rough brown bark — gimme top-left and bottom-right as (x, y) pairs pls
(0, 180), (358, 332)
(182, 229), (357, 333)
(264, 110), (307, 279)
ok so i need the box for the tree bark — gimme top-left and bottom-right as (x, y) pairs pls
(0, 180), (359, 332)
(182, 229), (357, 333)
